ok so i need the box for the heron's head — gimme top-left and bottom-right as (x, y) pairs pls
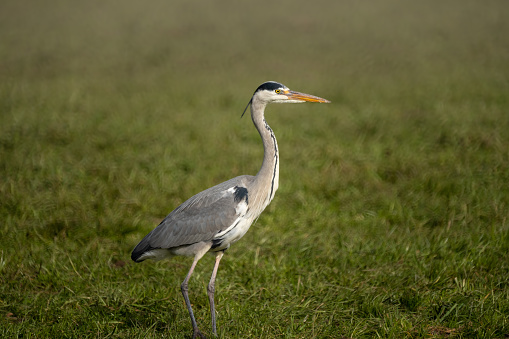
(242, 81), (330, 117)
(254, 81), (330, 104)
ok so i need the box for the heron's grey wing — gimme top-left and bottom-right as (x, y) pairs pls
(131, 176), (252, 261)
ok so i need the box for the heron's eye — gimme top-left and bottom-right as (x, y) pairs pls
(275, 89), (282, 94)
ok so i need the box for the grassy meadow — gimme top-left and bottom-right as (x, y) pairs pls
(1, 0), (509, 337)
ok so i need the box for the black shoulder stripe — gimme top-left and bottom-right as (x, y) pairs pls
(233, 186), (249, 204)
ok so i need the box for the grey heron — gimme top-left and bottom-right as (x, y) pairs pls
(131, 81), (330, 338)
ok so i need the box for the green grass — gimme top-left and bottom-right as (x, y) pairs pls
(1, 0), (509, 337)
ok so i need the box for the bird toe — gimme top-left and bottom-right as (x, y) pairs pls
(192, 329), (208, 339)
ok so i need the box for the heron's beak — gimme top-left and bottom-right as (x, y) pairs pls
(285, 90), (331, 103)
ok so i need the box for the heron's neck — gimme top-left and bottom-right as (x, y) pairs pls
(251, 100), (279, 203)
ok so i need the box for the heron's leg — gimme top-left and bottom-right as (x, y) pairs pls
(181, 258), (206, 339)
(207, 251), (224, 336)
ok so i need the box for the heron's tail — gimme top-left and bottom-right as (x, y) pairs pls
(131, 236), (152, 262)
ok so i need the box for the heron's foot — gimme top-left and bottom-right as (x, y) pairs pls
(192, 328), (207, 339)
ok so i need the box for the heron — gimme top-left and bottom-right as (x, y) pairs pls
(131, 81), (330, 338)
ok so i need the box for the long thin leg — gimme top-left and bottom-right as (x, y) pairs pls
(181, 258), (206, 339)
(207, 251), (224, 336)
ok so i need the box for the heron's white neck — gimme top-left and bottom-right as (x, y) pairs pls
(251, 99), (279, 205)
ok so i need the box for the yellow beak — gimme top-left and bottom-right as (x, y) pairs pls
(285, 90), (331, 103)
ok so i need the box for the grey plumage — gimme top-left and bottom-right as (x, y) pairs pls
(131, 176), (253, 260)
(131, 81), (330, 338)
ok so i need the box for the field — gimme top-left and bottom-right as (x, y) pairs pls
(1, 0), (509, 337)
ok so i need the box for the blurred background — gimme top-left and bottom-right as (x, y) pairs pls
(3, 0), (507, 101)
(1, 0), (509, 337)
